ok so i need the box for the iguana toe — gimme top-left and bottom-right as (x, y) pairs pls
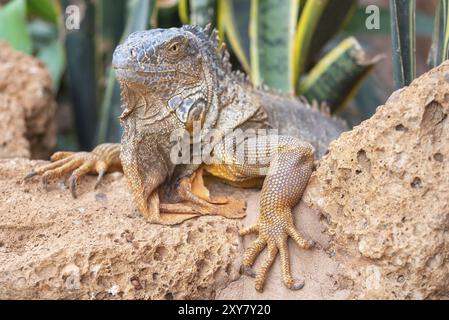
(24, 144), (122, 198)
(24, 171), (38, 181)
(290, 278), (305, 290)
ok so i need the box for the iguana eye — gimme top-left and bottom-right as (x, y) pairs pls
(169, 43), (179, 53)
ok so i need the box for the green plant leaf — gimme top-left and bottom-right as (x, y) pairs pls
(178, 0), (190, 24)
(306, 0), (356, 68)
(124, 0), (154, 34)
(26, 0), (60, 25)
(390, 0), (416, 89)
(61, 0), (98, 150)
(28, 20), (65, 91)
(250, 0), (299, 93)
(97, 0), (127, 53)
(217, 0), (250, 73)
(429, 0), (449, 67)
(189, 0), (216, 26)
(98, 0), (155, 144)
(36, 38), (65, 92)
(344, 6), (433, 37)
(298, 37), (383, 112)
(0, 0), (32, 54)
(292, 0), (328, 90)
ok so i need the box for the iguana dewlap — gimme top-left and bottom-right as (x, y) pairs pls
(27, 25), (346, 292)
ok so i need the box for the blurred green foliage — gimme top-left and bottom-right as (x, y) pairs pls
(0, 0), (64, 90)
(390, 0), (416, 89)
(98, 0), (155, 143)
(0, 0), (32, 53)
(27, 0), (59, 24)
(429, 0), (449, 67)
(0, 0), (445, 153)
(388, 1), (449, 89)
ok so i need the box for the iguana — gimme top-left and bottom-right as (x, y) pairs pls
(26, 25), (346, 292)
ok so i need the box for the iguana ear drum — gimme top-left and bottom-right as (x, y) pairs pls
(168, 93), (207, 132)
(186, 99), (207, 133)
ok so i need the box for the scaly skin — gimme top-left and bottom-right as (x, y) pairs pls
(206, 135), (316, 290)
(26, 25), (346, 292)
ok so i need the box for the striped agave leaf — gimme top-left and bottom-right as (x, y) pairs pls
(389, 0), (416, 89)
(429, 0), (449, 68)
(298, 37), (383, 112)
(189, 0), (216, 26)
(216, 0), (251, 73)
(250, 0), (300, 93)
(292, 0), (328, 89)
(98, 0), (155, 144)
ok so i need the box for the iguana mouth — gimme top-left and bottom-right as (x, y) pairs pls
(114, 66), (176, 73)
(114, 66), (177, 82)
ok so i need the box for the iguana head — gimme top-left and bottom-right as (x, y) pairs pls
(112, 25), (230, 130)
(113, 28), (202, 95)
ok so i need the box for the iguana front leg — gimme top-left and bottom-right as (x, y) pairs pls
(26, 143), (203, 224)
(205, 135), (316, 292)
(26, 143), (244, 224)
(25, 143), (122, 197)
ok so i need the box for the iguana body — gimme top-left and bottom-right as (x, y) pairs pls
(28, 26), (346, 292)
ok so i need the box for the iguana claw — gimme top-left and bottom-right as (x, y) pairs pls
(240, 220), (314, 292)
(24, 144), (122, 198)
(24, 171), (38, 181)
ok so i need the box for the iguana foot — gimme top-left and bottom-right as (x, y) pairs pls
(24, 144), (122, 198)
(151, 201), (243, 225)
(176, 168), (247, 219)
(137, 192), (200, 225)
(239, 219), (315, 292)
(188, 168), (229, 205)
(140, 192), (245, 226)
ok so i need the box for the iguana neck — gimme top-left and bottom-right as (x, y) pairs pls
(211, 67), (267, 134)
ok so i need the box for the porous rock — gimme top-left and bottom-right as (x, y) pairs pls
(0, 159), (241, 299)
(0, 41), (56, 159)
(306, 61), (449, 299)
(1, 62), (449, 300)
(0, 94), (30, 158)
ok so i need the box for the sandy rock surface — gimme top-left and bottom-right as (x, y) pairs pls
(0, 42), (56, 159)
(0, 94), (30, 159)
(0, 159), (342, 300)
(306, 61), (449, 299)
(0, 61), (448, 300)
(0, 159), (243, 299)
